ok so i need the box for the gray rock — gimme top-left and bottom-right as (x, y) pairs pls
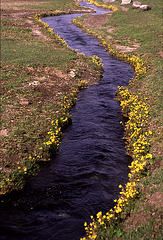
(121, 0), (132, 5)
(140, 5), (151, 11)
(132, 1), (141, 8)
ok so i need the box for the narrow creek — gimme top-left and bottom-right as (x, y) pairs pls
(0, 2), (135, 240)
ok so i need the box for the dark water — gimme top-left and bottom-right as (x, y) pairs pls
(0, 2), (134, 240)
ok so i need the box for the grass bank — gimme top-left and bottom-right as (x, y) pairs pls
(74, 0), (162, 239)
(0, 0), (103, 194)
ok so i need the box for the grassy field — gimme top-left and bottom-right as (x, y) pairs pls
(2, 0), (81, 11)
(1, 0), (162, 239)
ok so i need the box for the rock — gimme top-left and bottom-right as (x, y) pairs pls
(132, 1), (141, 8)
(19, 98), (31, 105)
(121, 0), (132, 5)
(0, 129), (8, 136)
(69, 70), (76, 78)
(140, 5), (151, 11)
(29, 81), (40, 86)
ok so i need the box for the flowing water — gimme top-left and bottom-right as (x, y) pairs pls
(0, 2), (134, 240)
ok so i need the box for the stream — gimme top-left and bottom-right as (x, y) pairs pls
(0, 2), (134, 240)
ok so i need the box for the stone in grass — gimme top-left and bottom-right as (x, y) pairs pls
(132, 1), (142, 8)
(121, 0), (132, 5)
(140, 5), (151, 11)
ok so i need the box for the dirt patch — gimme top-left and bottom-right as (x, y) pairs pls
(158, 51), (163, 58)
(107, 27), (119, 34)
(123, 210), (150, 232)
(83, 14), (110, 29)
(112, 42), (141, 52)
(26, 19), (52, 41)
(148, 191), (163, 208)
(28, 67), (76, 104)
(53, 69), (71, 79)
(120, 6), (129, 12)
(1, 11), (39, 20)
(123, 186), (163, 234)
(106, 35), (113, 40)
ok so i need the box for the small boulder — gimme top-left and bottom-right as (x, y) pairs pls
(140, 5), (151, 11)
(69, 70), (76, 78)
(132, 1), (141, 8)
(121, 0), (132, 5)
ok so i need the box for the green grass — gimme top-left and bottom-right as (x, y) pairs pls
(1, 19), (79, 70)
(2, 38), (78, 69)
(1, 0), (82, 11)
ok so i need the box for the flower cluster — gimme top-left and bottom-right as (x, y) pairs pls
(87, 0), (118, 11)
(99, 40), (147, 79)
(34, 15), (69, 47)
(34, 14), (54, 34)
(91, 55), (103, 67)
(43, 120), (61, 151)
(81, 182), (139, 240)
(81, 86), (152, 239)
(0, 154), (39, 194)
(42, 80), (88, 153)
(118, 86), (153, 178)
(74, 0), (80, 8)
(34, 10), (66, 20)
(54, 33), (69, 47)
